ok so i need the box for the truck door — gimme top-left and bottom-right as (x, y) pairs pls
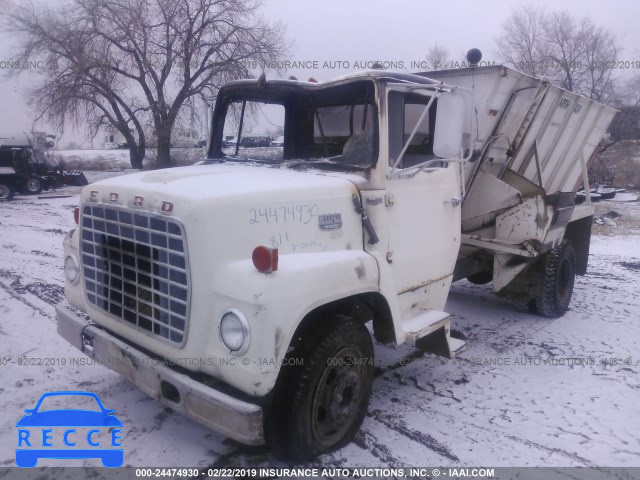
(385, 91), (462, 315)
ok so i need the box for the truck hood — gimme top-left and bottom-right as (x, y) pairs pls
(81, 163), (369, 263)
(86, 163), (368, 206)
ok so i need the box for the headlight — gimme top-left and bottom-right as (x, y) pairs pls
(219, 309), (250, 355)
(64, 255), (80, 284)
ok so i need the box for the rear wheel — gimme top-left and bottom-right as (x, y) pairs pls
(0, 182), (15, 201)
(267, 316), (374, 461)
(535, 241), (576, 318)
(25, 176), (44, 195)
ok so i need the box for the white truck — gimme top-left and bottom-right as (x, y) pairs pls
(56, 59), (616, 460)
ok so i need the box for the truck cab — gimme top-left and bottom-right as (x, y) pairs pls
(58, 70), (471, 460)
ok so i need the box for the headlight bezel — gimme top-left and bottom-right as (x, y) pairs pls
(219, 308), (251, 356)
(64, 254), (80, 284)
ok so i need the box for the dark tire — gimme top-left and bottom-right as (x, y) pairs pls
(0, 182), (15, 201)
(267, 316), (374, 461)
(25, 176), (44, 195)
(466, 270), (493, 285)
(535, 241), (576, 318)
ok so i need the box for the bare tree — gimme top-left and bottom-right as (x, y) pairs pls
(2, 0), (287, 168)
(495, 7), (620, 104)
(581, 22), (618, 102)
(495, 6), (549, 77)
(426, 44), (450, 70)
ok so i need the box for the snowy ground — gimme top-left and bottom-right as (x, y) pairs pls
(0, 175), (639, 475)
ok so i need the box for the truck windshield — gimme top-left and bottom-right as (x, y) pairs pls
(211, 79), (378, 170)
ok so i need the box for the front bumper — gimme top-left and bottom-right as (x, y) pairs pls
(56, 304), (265, 445)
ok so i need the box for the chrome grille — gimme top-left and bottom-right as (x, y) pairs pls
(80, 204), (190, 345)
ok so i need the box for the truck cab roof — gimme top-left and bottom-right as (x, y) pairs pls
(221, 69), (444, 91)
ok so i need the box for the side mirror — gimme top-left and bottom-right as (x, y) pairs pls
(433, 93), (466, 159)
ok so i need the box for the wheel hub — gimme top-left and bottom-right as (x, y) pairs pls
(26, 178), (40, 191)
(312, 348), (364, 446)
(328, 368), (360, 422)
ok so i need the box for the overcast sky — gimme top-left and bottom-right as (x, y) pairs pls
(1, 0), (638, 146)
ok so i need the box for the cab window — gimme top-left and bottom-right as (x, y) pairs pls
(388, 91), (438, 169)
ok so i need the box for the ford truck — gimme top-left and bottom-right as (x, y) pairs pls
(56, 58), (616, 460)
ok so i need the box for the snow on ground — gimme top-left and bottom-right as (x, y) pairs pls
(0, 173), (639, 474)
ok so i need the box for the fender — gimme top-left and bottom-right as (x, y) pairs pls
(209, 250), (380, 395)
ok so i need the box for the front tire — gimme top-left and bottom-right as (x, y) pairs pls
(267, 316), (374, 461)
(535, 240), (576, 318)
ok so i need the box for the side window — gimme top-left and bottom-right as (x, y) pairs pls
(312, 103), (376, 165)
(313, 104), (373, 145)
(388, 91), (438, 169)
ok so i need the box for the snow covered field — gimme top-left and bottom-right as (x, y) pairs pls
(0, 173), (639, 475)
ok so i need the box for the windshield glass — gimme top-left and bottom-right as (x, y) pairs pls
(212, 79), (378, 169)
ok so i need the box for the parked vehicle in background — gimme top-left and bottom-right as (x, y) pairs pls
(0, 132), (88, 200)
(170, 129), (200, 148)
(270, 135), (285, 147)
(239, 133), (272, 147)
(57, 54), (616, 460)
(224, 137), (237, 147)
(0, 147), (38, 199)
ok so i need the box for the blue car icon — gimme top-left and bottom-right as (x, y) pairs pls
(16, 391), (123, 468)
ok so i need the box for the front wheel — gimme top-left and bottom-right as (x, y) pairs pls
(267, 316), (374, 461)
(534, 240), (576, 318)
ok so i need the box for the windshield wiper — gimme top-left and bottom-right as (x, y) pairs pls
(223, 155), (282, 164)
(285, 159), (366, 170)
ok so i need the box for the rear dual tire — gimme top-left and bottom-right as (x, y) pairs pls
(533, 240), (576, 318)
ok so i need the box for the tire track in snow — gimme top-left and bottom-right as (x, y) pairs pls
(0, 277), (53, 320)
(368, 409), (459, 462)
